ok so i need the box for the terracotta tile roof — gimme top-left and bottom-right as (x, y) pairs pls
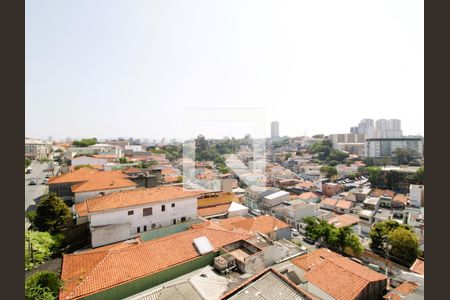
(292, 249), (386, 300)
(71, 176), (137, 193)
(384, 281), (421, 300)
(48, 168), (102, 184)
(48, 168), (136, 193)
(226, 215), (290, 235)
(335, 200), (354, 210)
(74, 202), (88, 217)
(327, 214), (360, 228)
(122, 167), (142, 174)
(60, 227), (251, 300)
(393, 194), (408, 205)
(69, 165), (104, 172)
(198, 203), (231, 217)
(321, 198), (338, 207)
(74, 186), (204, 215)
(92, 154), (117, 160)
(371, 189), (395, 198)
(298, 192), (320, 200)
(163, 175), (180, 183)
(410, 258), (424, 275)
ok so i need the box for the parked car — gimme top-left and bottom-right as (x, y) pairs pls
(291, 228), (299, 236)
(29, 180), (37, 185)
(250, 209), (262, 216)
(303, 236), (315, 245)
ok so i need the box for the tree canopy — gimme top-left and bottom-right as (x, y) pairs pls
(34, 193), (71, 234)
(304, 217), (364, 256)
(25, 271), (62, 300)
(320, 165), (337, 178)
(25, 158), (32, 169)
(369, 220), (419, 266)
(72, 138), (97, 147)
(25, 231), (62, 270)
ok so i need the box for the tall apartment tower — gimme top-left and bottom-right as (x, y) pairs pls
(375, 119), (402, 138)
(357, 119), (375, 138)
(271, 121), (280, 140)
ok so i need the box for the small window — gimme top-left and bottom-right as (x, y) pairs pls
(143, 207), (152, 216)
(137, 227), (140, 233)
(161, 205), (165, 212)
(144, 226), (147, 232)
(171, 203), (175, 208)
(181, 217), (186, 222)
(173, 219), (177, 225)
(128, 210), (134, 215)
(151, 223), (156, 229)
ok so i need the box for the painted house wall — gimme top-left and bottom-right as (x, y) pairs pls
(71, 156), (108, 167)
(89, 196), (198, 235)
(91, 223), (131, 248)
(74, 186), (136, 203)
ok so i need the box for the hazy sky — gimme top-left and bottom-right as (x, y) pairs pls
(26, 0), (424, 141)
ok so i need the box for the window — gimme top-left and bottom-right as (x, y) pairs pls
(143, 207), (153, 216)
(137, 227), (140, 233)
(128, 210), (134, 215)
(144, 226), (147, 232)
(181, 217), (186, 222)
(151, 223), (156, 229)
(161, 205), (165, 212)
(171, 203), (175, 208)
(173, 219), (177, 225)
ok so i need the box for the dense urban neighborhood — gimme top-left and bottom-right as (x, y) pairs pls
(25, 119), (424, 300)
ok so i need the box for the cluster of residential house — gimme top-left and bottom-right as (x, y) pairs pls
(29, 138), (425, 300)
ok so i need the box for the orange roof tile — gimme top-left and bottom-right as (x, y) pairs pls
(327, 214), (360, 228)
(335, 200), (354, 210)
(122, 167), (142, 174)
(371, 189), (395, 198)
(298, 192), (320, 200)
(60, 227), (251, 300)
(321, 198), (338, 206)
(74, 186), (204, 214)
(393, 194), (408, 205)
(384, 281), (421, 300)
(48, 168), (136, 193)
(198, 203), (231, 217)
(410, 258), (424, 275)
(292, 249), (386, 300)
(226, 215), (290, 235)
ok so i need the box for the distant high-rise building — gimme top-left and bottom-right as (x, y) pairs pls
(271, 121), (280, 140)
(357, 119), (375, 138)
(350, 126), (359, 134)
(375, 119), (402, 138)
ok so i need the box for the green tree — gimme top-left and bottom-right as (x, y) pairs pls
(118, 157), (129, 164)
(344, 233), (364, 256)
(25, 271), (62, 300)
(25, 158), (32, 169)
(367, 166), (382, 186)
(328, 149), (349, 163)
(408, 167), (424, 185)
(388, 227), (420, 265)
(320, 165), (337, 178)
(72, 138), (97, 147)
(25, 231), (62, 270)
(34, 193), (71, 234)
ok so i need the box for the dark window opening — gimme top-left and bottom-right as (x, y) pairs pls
(173, 219), (177, 225)
(181, 217), (186, 222)
(137, 227), (140, 233)
(144, 226), (147, 232)
(161, 205), (165, 212)
(128, 210), (134, 215)
(143, 207), (153, 216)
(151, 223), (156, 228)
(171, 203), (175, 208)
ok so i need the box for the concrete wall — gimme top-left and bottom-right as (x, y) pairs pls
(89, 196), (198, 235)
(74, 186), (136, 203)
(71, 156), (108, 167)
(91, 223), (131, 248)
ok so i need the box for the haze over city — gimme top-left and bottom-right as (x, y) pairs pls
(26, 0), (423, 140)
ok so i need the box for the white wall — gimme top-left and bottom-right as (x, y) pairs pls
(91, 223), (131, 248)
(71, 156), (108, 167)
(89, 196), (198, 235)
(74, 186), (136, 203)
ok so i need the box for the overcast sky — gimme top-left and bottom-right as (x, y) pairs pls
(26, 0), (424, 141)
